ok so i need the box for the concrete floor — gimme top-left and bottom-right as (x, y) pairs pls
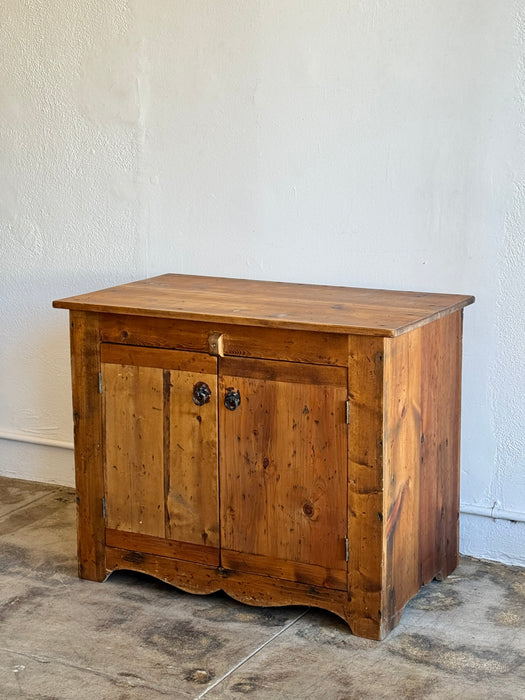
(0, 478), (524, 700)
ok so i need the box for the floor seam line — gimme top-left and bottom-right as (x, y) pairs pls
(0, 488), (65, 523)
(195, 608), (310, 700)
(0, 647), (177, 696)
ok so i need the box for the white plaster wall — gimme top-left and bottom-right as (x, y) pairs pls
(1, 1), (523, 565)
(0, 0), (147, 484)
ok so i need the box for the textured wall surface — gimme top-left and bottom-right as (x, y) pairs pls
(1, 1), (523, 565)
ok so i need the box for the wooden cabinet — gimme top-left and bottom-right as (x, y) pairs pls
(54, 274), (474, 640)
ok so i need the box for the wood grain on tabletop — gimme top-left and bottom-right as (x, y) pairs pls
(53, 274), (475, 336)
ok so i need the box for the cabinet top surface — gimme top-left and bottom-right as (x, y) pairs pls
(53, 274), (474, 337)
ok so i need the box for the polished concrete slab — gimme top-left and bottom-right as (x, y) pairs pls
(0, 476), (524, 699)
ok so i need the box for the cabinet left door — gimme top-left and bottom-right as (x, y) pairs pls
(101, 344), (220, 566)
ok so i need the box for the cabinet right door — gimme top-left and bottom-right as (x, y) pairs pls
(219, 357), (348, 591)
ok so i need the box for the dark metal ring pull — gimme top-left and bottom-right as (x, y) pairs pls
(193, 382), (211, 406)
(224, 387), (241, 411)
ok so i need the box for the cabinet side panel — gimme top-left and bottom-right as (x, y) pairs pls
(69, 311), (105, 581)
(419, 311), (463, 583)
(167, 369), (219, 548)
(347, 335), (385, 639)
(383, 330), (422, 629)
(103, 364), (165, 538)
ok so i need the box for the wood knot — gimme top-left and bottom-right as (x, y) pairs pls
(123, 551), (144, 564)
(302, 501), (315, 518)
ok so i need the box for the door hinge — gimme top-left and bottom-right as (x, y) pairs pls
(345, 537), (349, 563)
(102, 497), (106, 519)
(98, 372), (103, 394)
(345, 399), (350, 425)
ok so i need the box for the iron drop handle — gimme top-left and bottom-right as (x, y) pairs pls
(193, 382), (211, 406)
(224, 387), (241, 411)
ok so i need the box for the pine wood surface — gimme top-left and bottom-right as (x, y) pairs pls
(418, 312), (462, 583)
(53, 273), (474, 337)
(220, 549), (347, 591)
(382, 328), (422, 630)
(55, 277), (473, 640)
(347, 334), (385, 639)
(219, 357), (348, 587)
(166, 365), (219, 548)
(69, 311), (106, 582)
(105, 529), (219, 567)
(104, 363), (165, 537)
(98, 315), (349, 366)
(102, 346), (220, 554)
(105, 547), (353, 623)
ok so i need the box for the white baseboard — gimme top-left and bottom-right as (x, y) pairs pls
(0, 435), (74, 487)
(460, 512), (525, 567)
(0, 430), (74, 451)
(1, 432), (524, 567)
(460, 502), (525, 524)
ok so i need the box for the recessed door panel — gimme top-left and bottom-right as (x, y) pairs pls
(166, 366), (219, 548)
(103, 362), (165, 538)
(219, 357), (348, 590)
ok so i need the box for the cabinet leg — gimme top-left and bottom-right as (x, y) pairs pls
(70, 311), (106, 582)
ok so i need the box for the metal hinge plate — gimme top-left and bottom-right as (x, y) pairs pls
(345, 537), (349, 563)
(98, 372), (103, 394)
(102, 497), (106, 519)
(345, 399), (350, 425)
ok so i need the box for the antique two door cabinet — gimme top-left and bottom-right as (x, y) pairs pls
(54, 274), (474, 640)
